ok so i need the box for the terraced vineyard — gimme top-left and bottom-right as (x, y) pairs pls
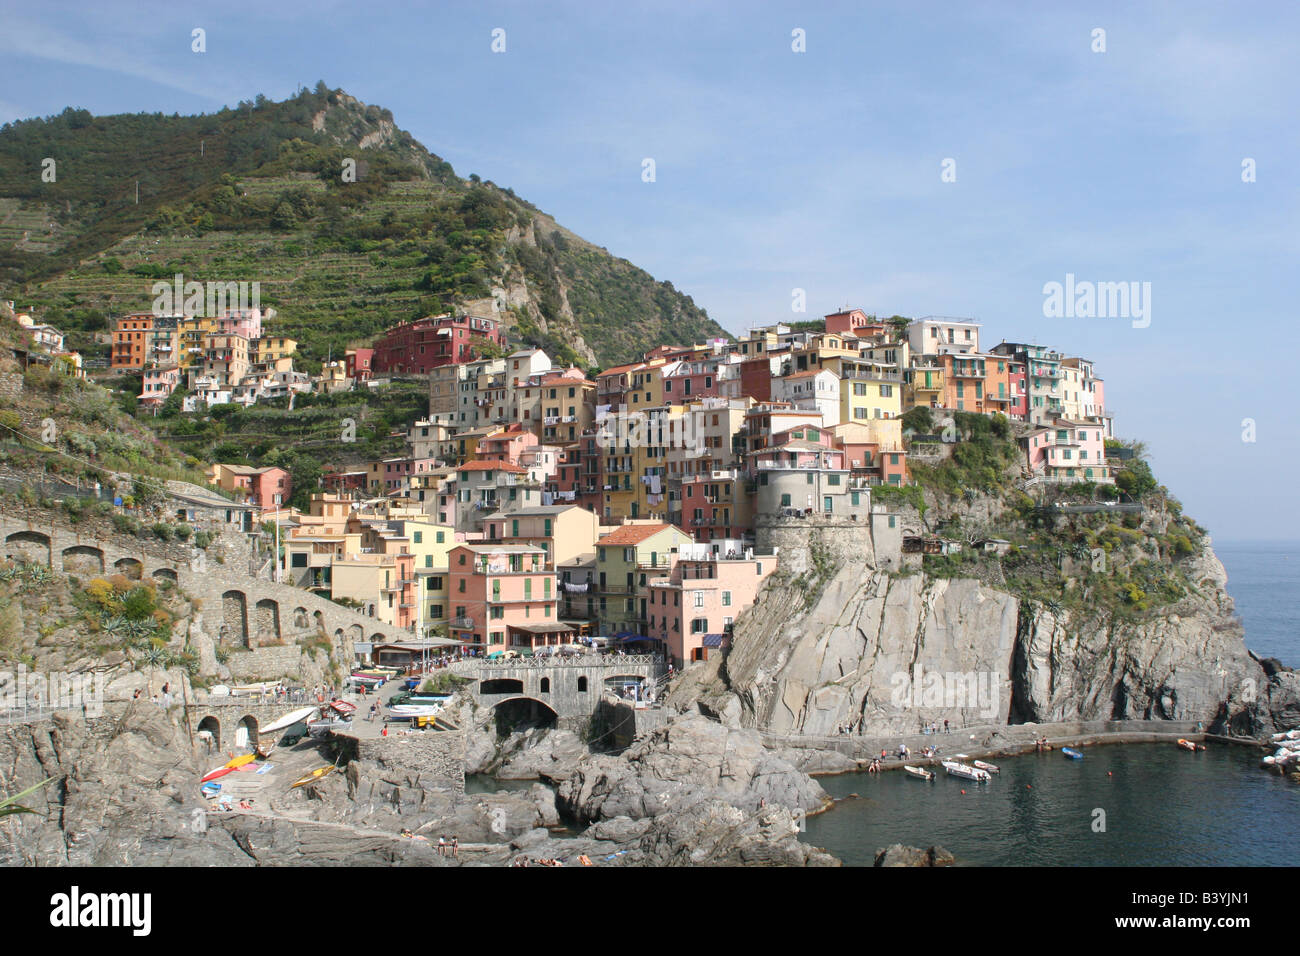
(2, 86), (726, 371)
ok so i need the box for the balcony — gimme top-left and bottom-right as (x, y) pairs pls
(448, 616), (475, 629)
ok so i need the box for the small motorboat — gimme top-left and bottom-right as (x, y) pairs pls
(290, 765), (336, 789)
(972, 760), (1000, 774)
(942, 760), (991, 782)
(904, 765), (935, 782)
(201, 782), (222, 798)
(1062, 747), (1083, 760)
(1176, 738), (1203, 752)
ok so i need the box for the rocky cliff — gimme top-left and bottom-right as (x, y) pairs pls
(673, 537), (1298, 739)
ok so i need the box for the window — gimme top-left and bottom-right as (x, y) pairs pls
(458, 579), (466, 592)
(828, 474), (841, 486)
(722, 591), (732, 607)
(490, 605), (503, 620)
(694, 591), (704, 608)
(436, 531), (445, 543)
(429, 576), (443, 590)
(781, 493), (791, 507)
(413, 531), (422, 544)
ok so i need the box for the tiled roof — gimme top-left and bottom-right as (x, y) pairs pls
(598, 523), (678, 546)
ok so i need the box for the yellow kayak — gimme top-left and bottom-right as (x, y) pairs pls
(226, 754), (258, 770)
(290, 765), (336, 789)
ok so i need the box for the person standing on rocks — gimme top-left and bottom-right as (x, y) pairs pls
(452, 836), (459, 859)
(944, 719), (950, 734)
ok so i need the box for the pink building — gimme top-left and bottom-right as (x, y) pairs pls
(645, 551), (778, 665)
(140, 366), (180, 408)
(478, 426), (539, 466)
(215, 309), (262, 340)
(446, 543), (568, 651)
(1021, 421), (1111, 483)
(662, 357), (721, 402)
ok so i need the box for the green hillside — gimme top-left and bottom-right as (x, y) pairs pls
(0, 84), (726, 369)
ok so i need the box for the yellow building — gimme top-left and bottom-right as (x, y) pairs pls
(834, 358), (902, 425)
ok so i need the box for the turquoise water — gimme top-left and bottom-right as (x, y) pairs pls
(802, 743), (1299, 866)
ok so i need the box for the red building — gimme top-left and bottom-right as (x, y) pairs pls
(372, 314), (506, 375)
(345, 348), (374, 382)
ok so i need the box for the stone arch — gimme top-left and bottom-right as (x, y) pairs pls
(152, 567), (178, 584)
(113, 557), (143, 580)
(312, 610), (325, 633)
(197, 715), (221, 752)
(234, 714), (258, 750)
(255, 599), (281, 644)
(222, 590), (249, 647)
(5, 530), (51, 566)
(370, 632), (387, 646)
(577, 676), (588, 693)
(491, 696), (558, 732)
(333, 628), (345, 651)
(348, 624), (364, 645)
(62, 544), (104, 575)
(293, 607), (310, 630)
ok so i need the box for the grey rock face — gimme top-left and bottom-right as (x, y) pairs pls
(705, 539), (1296, 737)
(556, 714), (830, 825)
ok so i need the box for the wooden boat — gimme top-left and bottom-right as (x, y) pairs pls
(328, 700), (358, 716)
(1061, 747), (1083, 760)
(290, 765), (336, 789)
(904, 765), (935, 782)
(941, 760), (991, 782)
(972, 760), (1000, 774)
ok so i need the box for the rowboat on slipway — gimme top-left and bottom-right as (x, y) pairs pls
(972, 760), (1000, 774)
(941, 760), (991, 782)
(904, 765), (935, 782)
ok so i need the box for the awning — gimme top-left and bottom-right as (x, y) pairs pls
(702, 633), (727, 647)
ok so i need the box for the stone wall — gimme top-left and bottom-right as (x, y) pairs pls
(338, 730), (466, 796)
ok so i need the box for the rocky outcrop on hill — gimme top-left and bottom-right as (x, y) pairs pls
(556, 714), (831, 824)
(675, 539), (1297, 739)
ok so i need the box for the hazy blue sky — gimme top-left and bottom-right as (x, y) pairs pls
(3, 1), (1296, 541)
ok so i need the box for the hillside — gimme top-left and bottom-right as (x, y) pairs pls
(0, 311), (208, 493)
(0, 84), (725, 368)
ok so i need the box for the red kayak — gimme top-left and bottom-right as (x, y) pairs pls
(200, 766), (234, 783)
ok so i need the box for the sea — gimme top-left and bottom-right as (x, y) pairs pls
(801, 540), (1300, 866)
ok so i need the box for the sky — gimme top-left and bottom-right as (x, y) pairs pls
(2, 1), (1297, 542)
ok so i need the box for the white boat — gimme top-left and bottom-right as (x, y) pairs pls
(904, 765), (935, 782)
(972, 760), (1000, 774)
(258, 707), (318, 736)
(230, 680), (279, 696)
(942, 760), (991, 782)
(385, 703), (445, 720)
